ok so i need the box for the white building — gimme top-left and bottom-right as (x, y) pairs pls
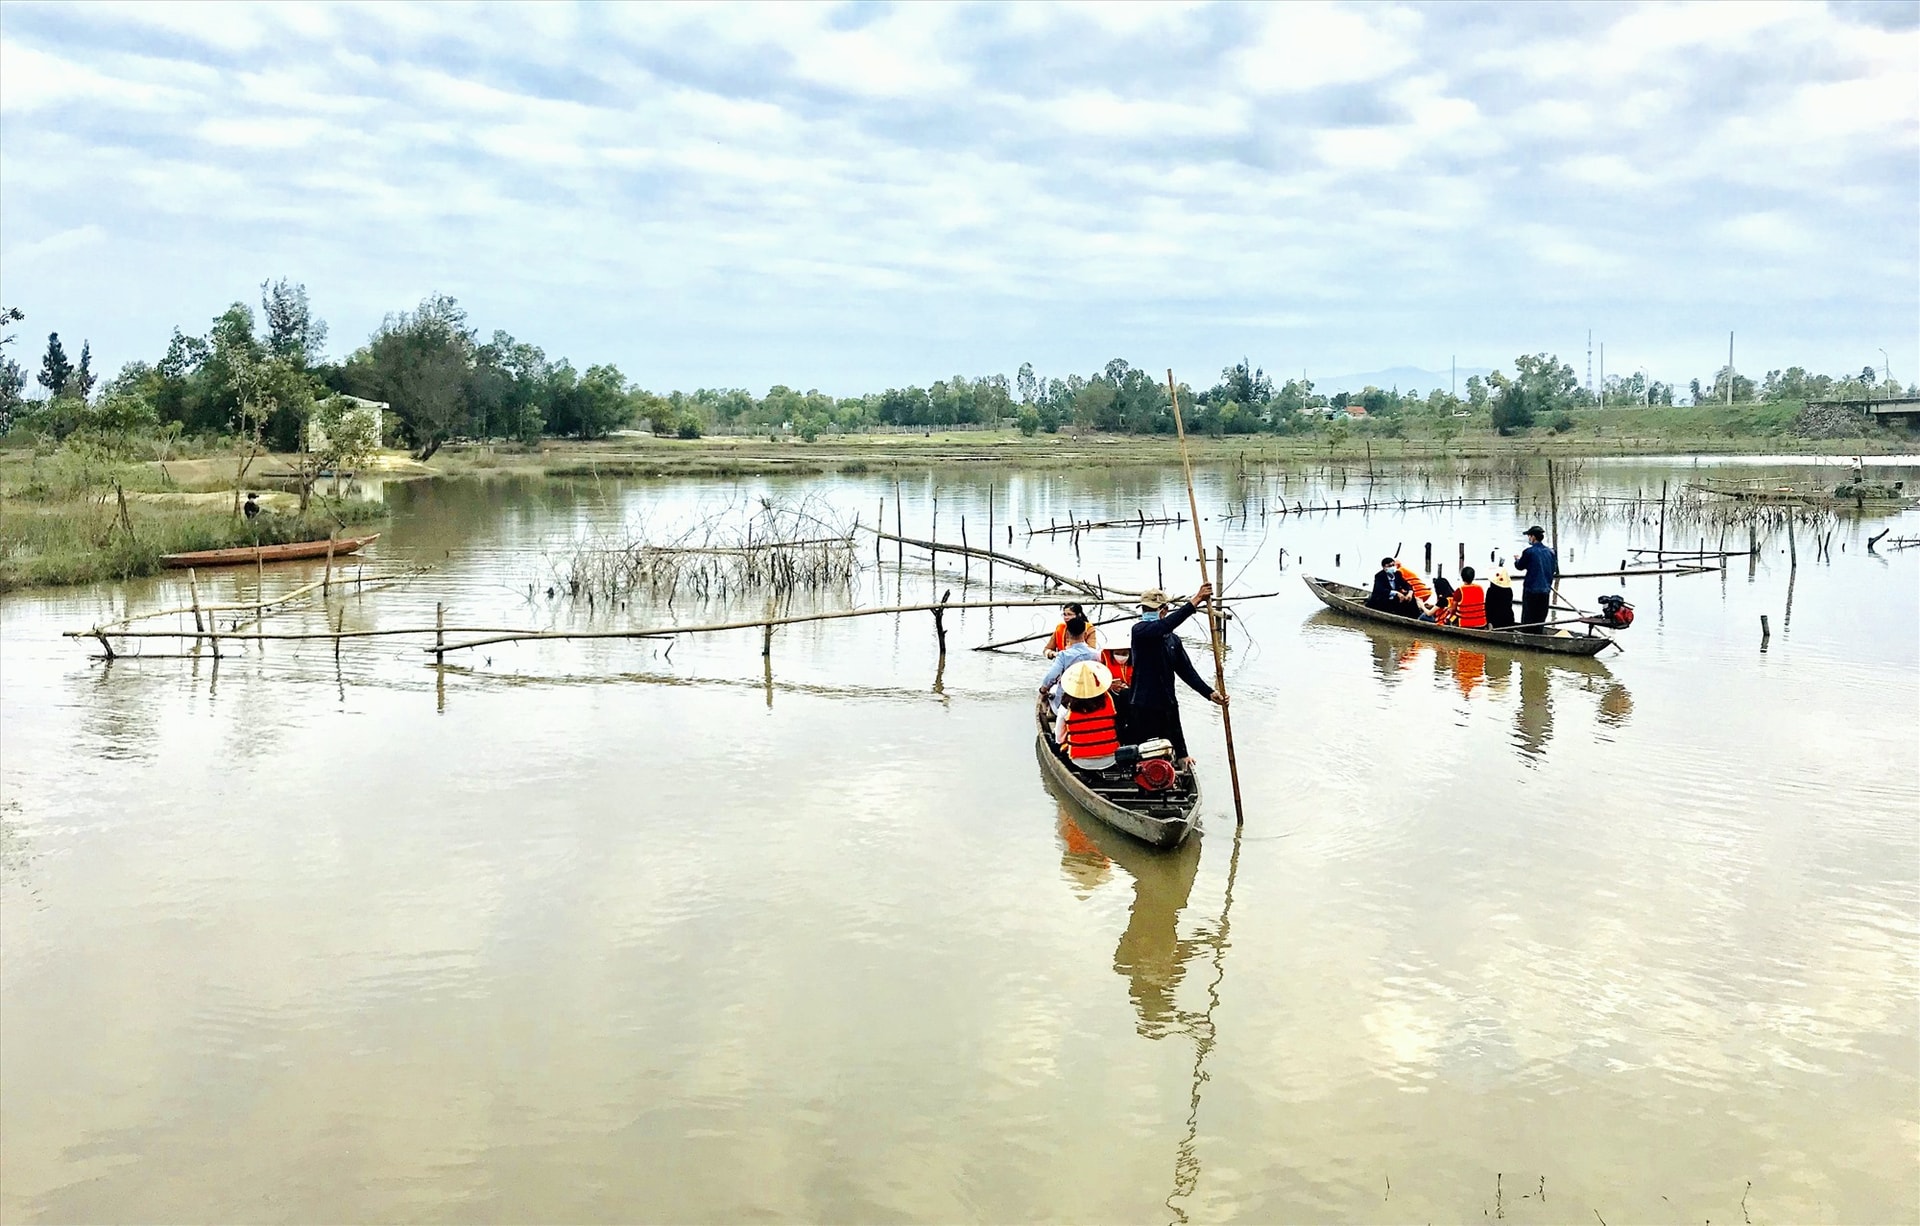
(307, 395), (386, 453)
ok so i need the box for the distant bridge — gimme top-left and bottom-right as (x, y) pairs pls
(1815, 396), (1920, 426)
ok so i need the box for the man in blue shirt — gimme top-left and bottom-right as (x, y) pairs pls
(1038, 616), (1097, 712)
(1512, 526), (1557, 631)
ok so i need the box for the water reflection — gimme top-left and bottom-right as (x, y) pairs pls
(1312, 610), (1634, 763)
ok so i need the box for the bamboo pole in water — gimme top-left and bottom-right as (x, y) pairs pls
(869, 528), (1131, 597)
(1167, 368), (1245, 828)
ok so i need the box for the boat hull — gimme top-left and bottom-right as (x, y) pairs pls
(1304, 575), (1614, 656)
(161, 534), (380, 569)
(1034, 696), (1200, 849)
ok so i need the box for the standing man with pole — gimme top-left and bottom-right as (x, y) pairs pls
(1165, 370), (1247, 826)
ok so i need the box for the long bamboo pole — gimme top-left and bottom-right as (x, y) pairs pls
(1167, 369), (1245, 828)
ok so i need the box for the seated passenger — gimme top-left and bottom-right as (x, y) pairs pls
(1038, 616), (1097, 712)
(1045, 602), (1096, 658)
(1485, 569), (1516, 628)
(1366, 557), (1415, 615)
(1422, 577), (1458, 624)
(1454, 566), (1488, 628)
(1053, 660), (1119, 771)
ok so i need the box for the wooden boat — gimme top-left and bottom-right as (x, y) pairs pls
(161, 533), (380, 569)
(1687, 480), (1916, 508)
(1034, 695), (1200, 849)
(1303, 575), (1615, 656)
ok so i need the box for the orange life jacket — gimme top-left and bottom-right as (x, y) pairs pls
(1396, 564), (1432, 602)
(1099, 648), (1132, 687)
(1435, 594), (1460, 625)
(1455, 584), (1487, 628)
(1064, 698), (1120, 760)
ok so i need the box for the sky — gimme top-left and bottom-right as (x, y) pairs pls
(1, 0), (1916, 398)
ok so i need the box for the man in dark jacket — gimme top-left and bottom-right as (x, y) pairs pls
(1512, 526), (1557, 631)
(1126, 582), (1224, 766)
(1365, 557), (1416, 616)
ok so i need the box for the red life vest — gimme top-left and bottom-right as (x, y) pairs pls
(1455, 584), (1487, 628)
(1064, 698), (1120, 760)
(1099, 648), (1132, 687)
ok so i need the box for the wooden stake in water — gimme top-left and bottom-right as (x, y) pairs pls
(1167, 368), (1246, 828)
(188, 567), (205, 636)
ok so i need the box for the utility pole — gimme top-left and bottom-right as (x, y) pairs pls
(1586, 330), (1593, 399)
(1599, 342), (1605, 409)
(1879, 347), (1893, 386)
(1451, 354), (1456, 398)
(1727, 331), (1734, 407)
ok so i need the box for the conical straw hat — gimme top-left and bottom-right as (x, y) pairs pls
(1061, 659), (1113, 699)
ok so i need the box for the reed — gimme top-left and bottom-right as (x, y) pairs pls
(546, 495), (858, 603)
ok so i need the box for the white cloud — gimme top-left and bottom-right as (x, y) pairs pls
(3, 223), (108, 267)
(1231, 3), (1422, 94)
(0, 0), (1911, 390)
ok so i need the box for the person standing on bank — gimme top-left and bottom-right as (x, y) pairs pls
(1511, 526), (1558, 631)
(1126, 583), (1224, 768)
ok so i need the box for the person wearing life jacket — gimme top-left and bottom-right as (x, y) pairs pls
(1053, 659), (1120, 770)
(1420, 576), (1457, 624)
(1454, 566), (1489, 629)
(1044, 602), (1097, 658)
(1396, 561), (1432, 606)
(1038, 615), (1098, 712)
(1366, 557), (1416, 616)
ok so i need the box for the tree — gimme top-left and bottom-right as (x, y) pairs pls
(355, 294), (474, 459)
(300, 394), (379, 509)
(0, 306), (25, 429)
(38, 332), (73, 397)
(74, 341), (96, 400)
(1016, 362), (1037, 405)
(261, 278), (328, 367)
(574, 364), (630, 439)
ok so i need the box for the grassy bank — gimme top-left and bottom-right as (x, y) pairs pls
(422, 406), (1914, 481)
(1, 448), (385, 592)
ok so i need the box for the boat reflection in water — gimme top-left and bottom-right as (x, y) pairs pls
(1051, 801), (1204, 1038)
(1042, 778), (1238, 1224)
(1329, 609), (1633, 764)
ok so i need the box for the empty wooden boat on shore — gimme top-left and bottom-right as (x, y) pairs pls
(161, 534), (380, 569)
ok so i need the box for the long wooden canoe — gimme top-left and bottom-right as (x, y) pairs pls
(161, 533), (380, 569)
(1304, 575), (1615, 656)
(1034, 695), (1200, 849)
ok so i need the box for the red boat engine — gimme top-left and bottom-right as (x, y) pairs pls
(1135, 758), (1178, 792)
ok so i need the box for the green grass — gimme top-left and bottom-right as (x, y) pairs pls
(1, 452), (387, 594)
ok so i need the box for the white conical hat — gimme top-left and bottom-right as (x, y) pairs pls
(1061, 659), (1114, 699)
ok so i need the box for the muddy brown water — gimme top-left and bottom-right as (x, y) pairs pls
(3, 457), (1916, 1222)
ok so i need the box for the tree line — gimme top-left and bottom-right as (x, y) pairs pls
(1, 284), (1909, 454)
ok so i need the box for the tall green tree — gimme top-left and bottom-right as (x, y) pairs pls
(0, 306), (25, 428)
(261, 278), (328, 366)
(38, 332), (73, 398)
(351, 294), (474, 459)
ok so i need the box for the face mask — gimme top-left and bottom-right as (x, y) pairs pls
(1141, 610), (1160, 622)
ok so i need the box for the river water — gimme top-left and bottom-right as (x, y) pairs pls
(2, 457), (1916, 1223)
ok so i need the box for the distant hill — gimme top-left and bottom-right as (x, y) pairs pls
(1312, 365), (1493, 396)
